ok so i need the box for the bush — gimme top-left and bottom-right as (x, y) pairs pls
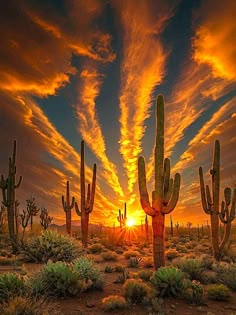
(104, 266), (113, 273)
(123, 279), (151, 304)
(0, 273), (27, 303)
(124, 251), (140, 259)
(102, 295), (127, 311)
(89, 244), (104, 254)
(114, 265), (124, 272)
(166, 249), (180, 261)
(0, 296), (60, 315)
(173, 258), (205, 280)
(214, 263), (236, 291)
(128, 257), (142, 268)
(30, 261), (82, 297)
(101, 251), (118, 261)
(138, 270), (153, 282)
(207, 284), (231, 301)
(73, 257), (104, 290)
(182, 280), (205, 305)
(143, 258), (153, 268)
(20, 230), (80, 263)
(151, 267), (191, 297)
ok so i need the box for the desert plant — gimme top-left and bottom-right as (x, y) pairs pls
(75, 140), (96, 247)
(166, 249), (180, 261)
(0, 205), (7, 234)
(173, 258), (205, 280)
(114, 268), (129, 284)
(20, 230), (80, 263)
(117, 203), (127, 230)
(30, 261), (82, 297)
(123, 279), (151, 304)
(101, 251), (118, 261)
(114, 264), (124, 272)
(182, 280), (204, 305)
(0, 141), (22, 251)
(0, 273), (27, 303)
(61, 181), (74, 235)
(138, 270), (153, 282)
(128, 256), (142, 268)
(214, 263), (236, 291)
(151, 267), (191, 297)
(199, 140), (236, 260)
(102, 295), (127, 311)
(0, 296), (60, 315)
(124, 250), (140, 259)
(89, 243), (104, 254)
(104, 265), (113, 273)
(138, 95), (181, 269)
(145, 214), (149, 241)
(207, 284), (231, 301)
(73, 256), (104, 290)
(39, 207), (53, 230)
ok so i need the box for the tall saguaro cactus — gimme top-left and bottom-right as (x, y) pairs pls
(117, 203), (127, 230)
(62, 181), (75, 235)
(199, 140), (236, 260)
(0, 140), (22, 250)
(75, 140), (96, 247)
(138, 95), (181, 269)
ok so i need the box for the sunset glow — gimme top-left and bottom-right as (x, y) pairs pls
(0, 0), (235, 227)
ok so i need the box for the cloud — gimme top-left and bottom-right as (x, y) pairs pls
(193, 0), (236, 81)
(0, 0), (114, 96)
(113, 0), (178, 193)
(75, 64), (124, 198)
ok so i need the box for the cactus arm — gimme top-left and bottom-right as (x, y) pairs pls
(87, 164), (96, 214)
(70, 196), (75, 209)
(219, 188), (236, 224)
(163, 173), (181, 214)
(199, 167), (213, 214)
(138, 156), (155, 216)
(15, 176), (22, 189)
(62, 195), (65, 208)
(75, 201), (81, 216)
(163, 158), (170, 195)
(164, 178), (173, 205)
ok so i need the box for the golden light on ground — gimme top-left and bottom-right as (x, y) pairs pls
(127, 218), (135, 227)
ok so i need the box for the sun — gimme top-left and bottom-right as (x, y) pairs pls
(127, 218), (135, 227)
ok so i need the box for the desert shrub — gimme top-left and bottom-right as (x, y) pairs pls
(124, 251), (140, 259)
(143, 258), (153, 268)
(0, 273), (27, 303)
(166, 249), (180, 261)
(30, 261), (82, 297)
(138, 270), (153, 282)
(128, 257), (142, 268)
(199, 270), (217, 284)
(151, 267), (191, 297)
(182, 280), (205, 305)
(20, 230), (80, 263)
(104, 265), (113, 273)
(102, 295), (127, 311)
(199, 255), (214, 270)
(89, 244), (104, 254)
(207, 284), (231, 301)
(114, 264), (124, 272)
(123, 279), (151, 304)
(0, 296), (60, 315)
(101, 251), (118, 261)
(73, 257), (104, 290)
(214, 263), (236, 291)
(173, 258), (205, 280)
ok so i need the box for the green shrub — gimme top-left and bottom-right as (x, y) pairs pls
(104, 266), (113, 273)
(0, 273), (27, 303)
(214, 263), (236, 291)
(89, 244), (104, 254)
(138, 270), (153, 282)
(73, 257), (104, 290)
(207, 284), (231, 301)
(0, 296), (60, 315)
(173, 258), (205, 280)
(128, 257), (142, 268)
(30, 261), (82, 297)
(102, 295), (127, 311)
(21, 230), (80, 263)
(182, 280), (205, 305)
(123, 279), (151, 304)
(101, 251), (118, 261)
(151, 267), (191, 297)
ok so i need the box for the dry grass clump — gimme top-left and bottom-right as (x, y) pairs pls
(102, 295), (127, 311)
(101, 251), (118, 261)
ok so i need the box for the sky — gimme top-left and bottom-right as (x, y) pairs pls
(0, 0), (235, 227)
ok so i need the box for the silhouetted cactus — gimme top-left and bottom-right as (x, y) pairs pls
(0, 140), (22, 251)
(75, 140), (96, 247)
(199, 140), (236, 260)
(138, 95), (181, 269)
(40, 207), (53, 230)
(145, 214), (149, 241)
(117, 203), (127, 230)
(170, 215), (173, 237)
(62, 181), (74, 235)
(0, 205), (6, 233)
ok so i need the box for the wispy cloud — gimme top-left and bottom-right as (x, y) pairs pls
(113, 0), (178, 193)
(75, 64), (124, 198)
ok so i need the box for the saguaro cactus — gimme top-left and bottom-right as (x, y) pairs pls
(0, 140), (22, 250)
(199, 140), (236, 260)
(75, 140), (96, 247)
(40, 207), (53, 230)
(117, 203), (127, 230)
(145, 214), (149, 241)
(138, 95), (181, 269)
(170, 215), (173, 237)
(62, 181), (75, 235)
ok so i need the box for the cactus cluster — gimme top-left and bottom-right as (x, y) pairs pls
(138, 95), (181, 269)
